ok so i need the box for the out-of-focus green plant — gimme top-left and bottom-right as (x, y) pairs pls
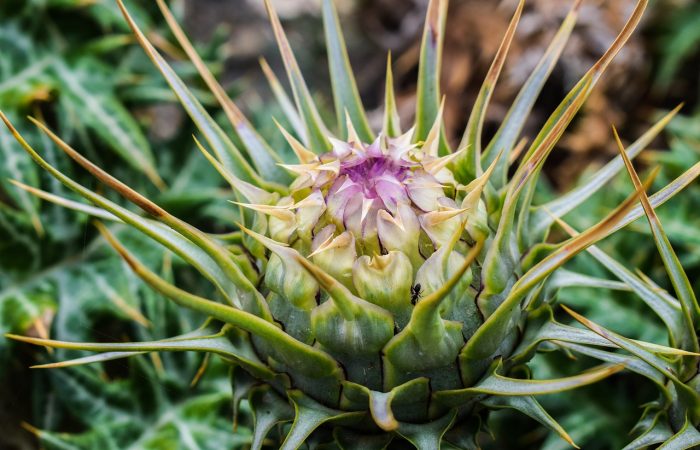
(0, 0), (226, 362)
(22, 229), (253, 450)
(651, 1), (700, 91)
(0, 0), (156, 359)
(0, 0), (249, 448)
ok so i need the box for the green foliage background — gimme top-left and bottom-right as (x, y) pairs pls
(0, 1), (256, 448)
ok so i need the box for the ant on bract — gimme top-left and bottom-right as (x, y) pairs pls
(410, 283), (423, 305)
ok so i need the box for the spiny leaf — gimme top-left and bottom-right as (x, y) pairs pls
(622, 414), (673, 450)
(482, 0), (582, 187)
(395, 410), (456, 450)
(249, 386), (294, 450)
(562, 306), (686, 381)
(28, 116), (270, 316)
(193, 136), (277, 205)
(482, 396), (577, 449)
(481, 76), (593, 298)
(436, 363), (623, 408)
(563, 305), (700, 421)
(96, 223), (343, 381)
(464, 174), (644, 363)
(456, 0), (524, 180)
(414, 0), (448, 154)
(0, 115), (43, 235)
(512, 310), (612, 362)
(657, 417), (700, 449)
(615, 159), (700, 234)
(115, 0), (278, 191)
(279, 391), (363, 450)
(519, 0), (648, 162)
(10, 179), (118, 221)
(259, 57), (307, 143)
(155, 0), (290, 184)
(9, 330), (276, 378)
(0, 111), (240, 305)
(616, 126), (700, 342)
(322, 0), (373, 142)
(483, 0), (648, 291)
(557, 342), (666, 389)
(552, 216), (686, 348)
(382, 53), (401, 138)
(537, 105), (682, 235)
(514, 309), (694, 382)
(515, 0), (651, 245)
(548, 268), (631, 291)
(263, 0), (330, 153)
(273, 118), (317, 164)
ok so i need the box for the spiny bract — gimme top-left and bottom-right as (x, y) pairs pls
(5, 0), (700, 448)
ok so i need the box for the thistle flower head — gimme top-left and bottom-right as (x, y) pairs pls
(262, 124), (468, 258)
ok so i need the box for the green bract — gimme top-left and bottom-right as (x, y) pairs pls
(5, 0), (700, 448)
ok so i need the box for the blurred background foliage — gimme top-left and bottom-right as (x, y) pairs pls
(0, 0), (699, 448)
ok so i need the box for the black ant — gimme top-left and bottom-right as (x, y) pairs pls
(410, 283), (423, 305)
